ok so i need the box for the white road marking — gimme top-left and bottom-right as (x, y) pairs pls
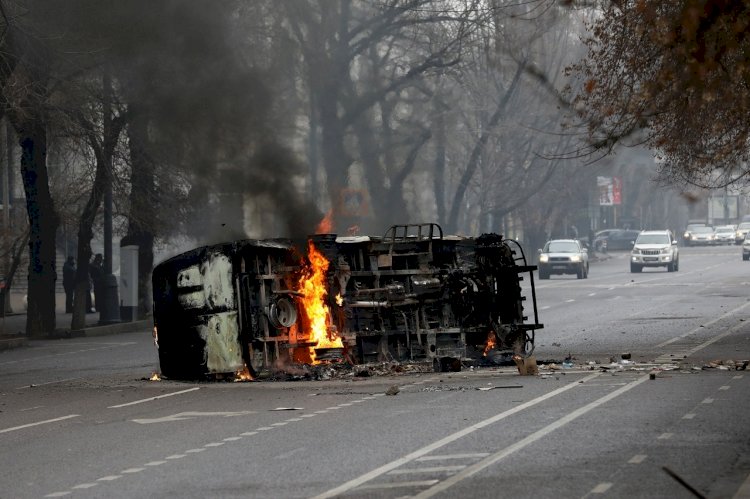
(132, 410), (254, 424)
(256, 426), (273, 431)
(286, 418), (303, 422)
(416, 453), (490, 462)
(388, 466), (466, 475)
(271, 422), (288, 426)
(0, 414), (79, 434)
(719, 386), (730, 391)
(702, 398), (714, 404)
(204, 442), (224, 447)
(166, 454), (186, 459)
(410, 375), (650, 499)
(682, 414), (696, 419)
(240, 432), (258, 437)
(97, 475), (121, 481)
(565, 299), (575, 303)
(588, 293), (596, 296)
(358, 480), (439, 490)
(186, 448), (207, 453)
(628, 455), (647, 464)
(311, 372), (602, 499)
(224, 437), (242, 441)
(145, 461), (167, 466)
(591, 482), (613, 494)
(658, 433), (673, 440)
(733, 375), (744, 380)
(44, 492), (71, 497)
(109, 387), (199, 408)
(655, 301), (750, 348)
(121, 468), (145, 473)
(16, 377), (82, 390)
(72, 483), (97, 489)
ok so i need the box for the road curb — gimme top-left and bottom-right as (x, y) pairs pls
(70, 319), (151, 338)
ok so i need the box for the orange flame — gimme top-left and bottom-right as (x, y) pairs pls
(316, 210), (334, 234)
(483, 331), (497, 357)
(234, 365), (254, 382)
(149, 372), (161, 381)
(297, 241), (343, 363)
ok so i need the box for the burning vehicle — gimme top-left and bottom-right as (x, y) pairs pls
(152, 223), (543, 380)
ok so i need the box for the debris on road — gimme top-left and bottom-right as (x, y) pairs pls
(385, 385), (400, 396)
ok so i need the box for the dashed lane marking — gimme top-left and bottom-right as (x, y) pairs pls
(628, 455), (647, 464)
(409, 375), (649, 499)
(311, 372), (603, 499)
(655, 301), (750, 349)
(591, 483), (613, 494)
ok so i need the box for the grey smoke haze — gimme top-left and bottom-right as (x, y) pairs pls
(48, 0), (322, 244)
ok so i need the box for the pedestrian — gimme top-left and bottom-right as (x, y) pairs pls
(62, 256), (76, 313)
(89, 253), (104, 313)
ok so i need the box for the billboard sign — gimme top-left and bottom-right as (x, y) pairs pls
(598, 176), (622, 206)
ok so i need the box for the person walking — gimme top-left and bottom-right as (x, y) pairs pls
(62, 256), (76, 313)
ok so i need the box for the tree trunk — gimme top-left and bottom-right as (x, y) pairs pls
(124, 107), (155, 319)
(19, 128), (58, 337)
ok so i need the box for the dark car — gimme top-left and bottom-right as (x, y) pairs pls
(594, 229), (640, 251)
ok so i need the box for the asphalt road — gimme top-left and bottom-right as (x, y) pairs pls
(0, 244), (749, 499)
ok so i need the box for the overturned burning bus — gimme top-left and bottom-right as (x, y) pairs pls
(152, 223), (543, 379)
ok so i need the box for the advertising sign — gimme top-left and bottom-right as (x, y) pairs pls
(598, 176), (622, 206)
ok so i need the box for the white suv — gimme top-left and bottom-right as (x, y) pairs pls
(630, 230), (679, 273)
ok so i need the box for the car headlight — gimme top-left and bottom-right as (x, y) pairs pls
(539, 254), (549, 263)
(570, 255), (581, 262)
(683, 232), (690, 238)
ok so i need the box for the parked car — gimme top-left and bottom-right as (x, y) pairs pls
(736, 222), (750, 244)
(538, 239), (589, 279)
(714, 225), (736, 245)
(594, 229), (640, 251)
(683, 225), (715, 246)
(630, 230), (679, 273)
(743, 233), (750, 260)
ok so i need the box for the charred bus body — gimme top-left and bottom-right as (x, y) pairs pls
(152, 223), (543, 379)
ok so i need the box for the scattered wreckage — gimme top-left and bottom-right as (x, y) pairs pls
(152, 223), (543, 380)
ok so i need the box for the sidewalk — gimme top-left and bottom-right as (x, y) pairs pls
(0, 291), (151, 351)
